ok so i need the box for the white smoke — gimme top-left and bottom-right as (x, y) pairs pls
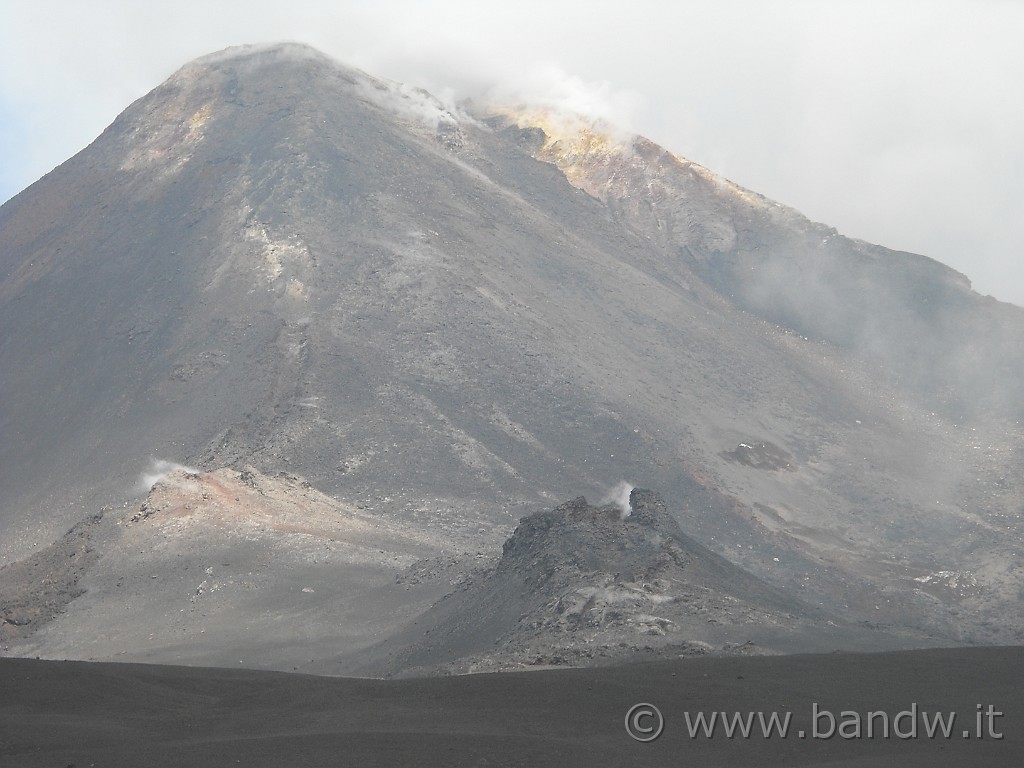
(601, 480), (635, 519)
(480, 61), (643, 133)
(358, 78), (464, 130)
(136, 458), (198, 493)
(355, 68), (485, 133)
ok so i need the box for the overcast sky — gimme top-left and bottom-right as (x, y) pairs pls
(2, 0), (1021, 305)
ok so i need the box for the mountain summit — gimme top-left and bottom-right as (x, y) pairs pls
(2, 44), (1023, 667)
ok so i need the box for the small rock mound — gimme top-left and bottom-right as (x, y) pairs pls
(372, 490), (816, 675)
(0, 512), (105, 647)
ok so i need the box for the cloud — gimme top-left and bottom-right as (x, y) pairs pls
(472, 62), (643, 130)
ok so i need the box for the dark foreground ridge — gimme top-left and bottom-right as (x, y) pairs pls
(2, 647), (1021, 767)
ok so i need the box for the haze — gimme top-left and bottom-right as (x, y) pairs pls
(1, 0), (1021, 305)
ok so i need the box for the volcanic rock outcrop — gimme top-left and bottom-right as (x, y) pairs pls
(1, 466), (481, 670)
(356, 490), (939, 676)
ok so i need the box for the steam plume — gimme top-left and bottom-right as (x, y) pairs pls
(137, 458), (198, 493)
(601, 480), (635, 519)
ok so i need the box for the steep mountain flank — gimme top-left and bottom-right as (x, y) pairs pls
(489, 108), (1024, 419)
(2, 44), (1023, 667)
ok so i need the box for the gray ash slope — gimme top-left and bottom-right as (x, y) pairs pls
(524, 123), (1024, 421)
(2, 43), (1024, 665)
